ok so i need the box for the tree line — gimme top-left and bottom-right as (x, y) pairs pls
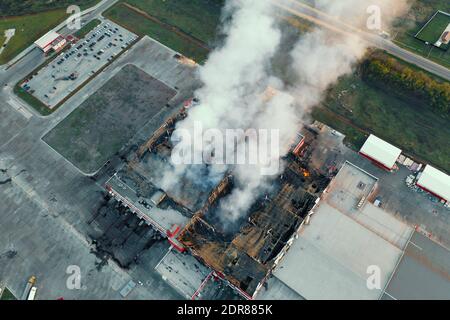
(361, 54), (450, 116)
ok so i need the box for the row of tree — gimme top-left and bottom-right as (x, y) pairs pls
(361, 54), (450, 116)
(0, 0), (98, 17)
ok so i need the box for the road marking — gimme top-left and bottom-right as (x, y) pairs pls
(409, 241), (423, 251)
(7, 98), (33, 120)
(383, 291), (397, 300)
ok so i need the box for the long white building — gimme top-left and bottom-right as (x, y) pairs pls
(417, 165), (450, 202)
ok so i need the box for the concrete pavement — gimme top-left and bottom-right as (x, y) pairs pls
(0, 37), (184, 300)
(0, 0), (183, 300)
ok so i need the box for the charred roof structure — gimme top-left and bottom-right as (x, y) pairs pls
(106, 104), (327, 299)
(177, 156), (320, 298)
(106, 104), (231, 249)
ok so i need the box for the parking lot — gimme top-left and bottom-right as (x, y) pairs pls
(24, 19), (138, 109)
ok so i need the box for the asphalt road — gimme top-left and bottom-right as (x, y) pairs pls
(276, 0), (450, 81)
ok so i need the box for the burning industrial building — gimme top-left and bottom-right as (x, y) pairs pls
(177, 159), (320, 298)
(105, 107), (327, 299)
(104, 0), (411, 300)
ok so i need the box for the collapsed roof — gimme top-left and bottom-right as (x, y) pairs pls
(178, 160), (319, 298)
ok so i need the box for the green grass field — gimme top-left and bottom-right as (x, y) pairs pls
(416, 11), (450, 49)
(0, 287), (17, 300)
(125, 0), (223, 44)
(0, 9), (67, 64)
(105, 3), (211, 63)
(394, 34), (450, 69)
(313, 72), (450, 172)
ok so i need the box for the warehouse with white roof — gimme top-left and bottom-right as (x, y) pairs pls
(359, 134), (402, 171)
(417, 165), (450, 203)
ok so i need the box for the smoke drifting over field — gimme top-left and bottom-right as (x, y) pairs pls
(158, 0), (408, 229)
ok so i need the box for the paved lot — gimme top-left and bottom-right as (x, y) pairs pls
(0, 36), (195, 300)
(24, 19), (137, 109)
(0, 99), (29, 147)
(0, 177), (128, 300)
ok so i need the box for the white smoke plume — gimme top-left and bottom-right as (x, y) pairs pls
(158, 0), (408, 229)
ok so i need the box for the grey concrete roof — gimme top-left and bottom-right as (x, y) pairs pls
(273, 202), (403, 300)
(383, 232), (450, 300)
(155, 249), (211, 299)
(106, 175), (189, 233)
(270, 162), (413, 300)
(256, 276), (304, 300)
(359, 204), (413, 249)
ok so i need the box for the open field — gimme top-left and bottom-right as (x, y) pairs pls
(43, 64), (177, 174)
(124, 0), (223, 44)
(313, 72), (450, 173)
(0, 9), (68, 64)
(416, 11), (450, 50)
(393, 1), (450, 68)
(279, 13), (450, 172)
(104, 2), (214, 63)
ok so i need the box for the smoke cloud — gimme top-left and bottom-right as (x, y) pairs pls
(157, 0), (409, 229)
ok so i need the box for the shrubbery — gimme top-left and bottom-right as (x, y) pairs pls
(362, 54), (450, 116)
